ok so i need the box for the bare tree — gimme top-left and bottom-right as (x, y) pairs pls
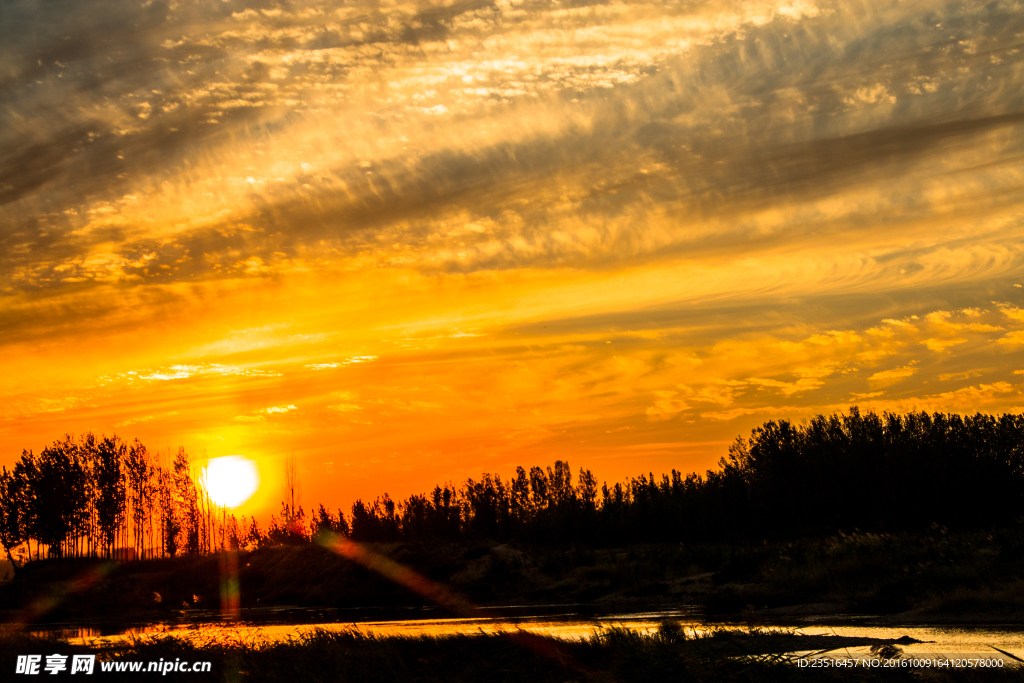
(125, 439), (152, 560)
(284, 453), (301, 521)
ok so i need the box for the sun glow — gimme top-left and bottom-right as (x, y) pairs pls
(205, 455), (260, 509)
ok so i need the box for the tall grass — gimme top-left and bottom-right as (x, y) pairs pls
(4, 622), (1024, 682)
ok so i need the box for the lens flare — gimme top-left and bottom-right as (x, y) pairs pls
(205, 455), (260, 508)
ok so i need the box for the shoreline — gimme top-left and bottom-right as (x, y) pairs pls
(11, 601), (1024, 635)
(4, 623), (1023, 682)
(4, 527), (1024, 630)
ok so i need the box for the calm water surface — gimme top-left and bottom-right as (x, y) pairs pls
(32, 606), (1024, 662)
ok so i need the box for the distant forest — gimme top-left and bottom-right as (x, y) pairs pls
(2, 407), (1023, 566)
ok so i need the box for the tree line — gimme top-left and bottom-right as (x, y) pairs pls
(0, 434), (256, 567)
(320, 408), (1024, 544)
(2, 408), (1023, 568)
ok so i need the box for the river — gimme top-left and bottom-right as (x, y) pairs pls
(28, 605), (1024, 663)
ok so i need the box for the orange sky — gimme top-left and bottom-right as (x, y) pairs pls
(2, 0), (1024, 519)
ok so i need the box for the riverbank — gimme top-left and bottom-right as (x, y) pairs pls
(3, 623), (1020, 682)
(2, 525), (1023, 625)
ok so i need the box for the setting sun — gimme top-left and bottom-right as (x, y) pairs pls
(205, 456), (260, 509)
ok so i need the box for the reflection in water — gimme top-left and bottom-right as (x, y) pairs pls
(44, 610), (693, 644)
(790, 625), (1024, 662)
(31, 609), (1024, 663)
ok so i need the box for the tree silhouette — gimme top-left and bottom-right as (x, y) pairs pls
(93, 435), (126, 558)
(0, 466), (26, 572)
(29, 437), (88, 558)
(124, 439), (152, 559)
(2, 408), (1024, 563)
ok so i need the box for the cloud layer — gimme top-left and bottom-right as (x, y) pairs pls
(3, 0), (1024, 509)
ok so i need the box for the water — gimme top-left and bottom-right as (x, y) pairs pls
(32, 605), (698, 642)
(27, 606), (1024, 663)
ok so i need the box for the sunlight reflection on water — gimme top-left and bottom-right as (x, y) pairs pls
(36, 610), (1024, 663)
(38, 608), (695, 644)
(791, 625), (1024, 662)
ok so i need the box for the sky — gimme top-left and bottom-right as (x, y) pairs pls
(2, 0), (1024, 517)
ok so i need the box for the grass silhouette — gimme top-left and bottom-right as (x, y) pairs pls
(4, 622), (1023, 682)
